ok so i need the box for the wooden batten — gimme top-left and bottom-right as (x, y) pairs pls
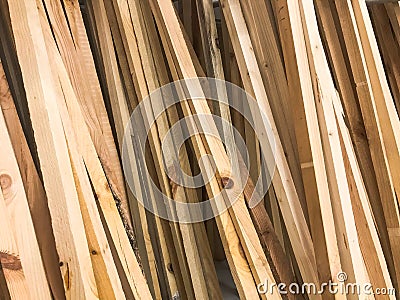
(0, 0), (398, 298)
(219, 0), (320, 297)
(7, 0), (98, 297)
(0, 107), (51, 299)
(0, 61), (65, 299)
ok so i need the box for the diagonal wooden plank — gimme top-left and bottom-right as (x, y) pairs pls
(196, 0), (296, 296)
(38, 10), (153, 298)
(0, 60), (65, 299)
(0, 190), (29, 300)
(333, 0), (400, 290)
(0, 100), (51, 299)
(272, 1), (337, 296)
(218, 0), (321, 296)
(147, 2), (283, 299)
(299, 0), (371, 295)
(333, 92), (395, 300)
(6, 0), (98, 297)
(41, 0), (133, 233)
(86, 0), (164, 298)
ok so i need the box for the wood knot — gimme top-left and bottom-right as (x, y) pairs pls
(221, 177), (234, 189)
(0, 174), (12, 191)
(0, 251), (22, 271)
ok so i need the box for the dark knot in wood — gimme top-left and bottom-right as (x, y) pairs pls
(0, 251), (22, 271)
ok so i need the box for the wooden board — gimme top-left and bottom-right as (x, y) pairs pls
(7, 0), (98, 297)
(0, 101), (51, 299)
(0, 61), (65, 299)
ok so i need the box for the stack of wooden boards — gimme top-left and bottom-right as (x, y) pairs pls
(0, 0), (399, 299)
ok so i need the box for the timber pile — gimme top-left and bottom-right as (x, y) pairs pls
(0, 0), (399, 299)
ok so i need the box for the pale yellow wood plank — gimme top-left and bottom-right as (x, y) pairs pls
(299, 0), (371, 296)
(42, 0), (133, 232)
(35, 5), (153, 297)
(334, 92), (395, 300)
(7, 0), (98, 297)
(0, 175), (30, 300)
(0, 105), (51, 300)
(0, 61), (65, 299)
(334, 0), (400, 290)
(219, 0), (321, 296)
(148, 2), (282, 299)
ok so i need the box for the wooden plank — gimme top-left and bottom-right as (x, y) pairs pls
(385, 2), (400, 47)
(122, 0), (191, 298)
(239, 0), (306, 219)
(218, 0), (321, 295)
(37, 6), (127, 298)
(333, 0), (400, 290)
(141, 3), (225, 298)
(86, 1), (163, 298)
(37, 7), (153, 297)
(0, 61), (65, 299)
(182, 0), (194, 43)
(351, 0), (400, 206)
(148, 1), (281, 299)
(7, 0), (99, 297)
(315, 0), (385, 240)
(299, 0), (371, 294)
(333, 93), (395, 300)
(0, 264), (10, 300)
(315, 1), (393, 282)
(272, 1), (339, 297)
(41, 0), (133, 233)
(196, 0), (296, 295)
(114, 1), (225, 298)
(0, 190), (29, 299)
(370, 5), (400, 113)
(112, 1), (198, 298)
(0, 0), (32, 147)
(0, 100), (51, 299)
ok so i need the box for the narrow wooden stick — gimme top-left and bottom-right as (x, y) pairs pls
(7, 0), (98, 297)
